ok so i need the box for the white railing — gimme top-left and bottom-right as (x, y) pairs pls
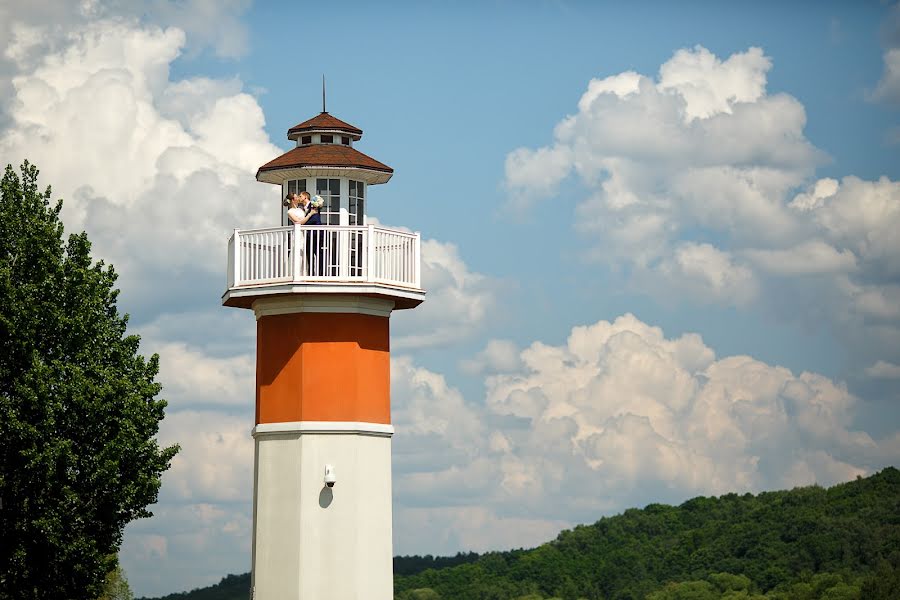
(227, 224), (421, 290)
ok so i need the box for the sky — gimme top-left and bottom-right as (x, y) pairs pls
(1, 0), (900, 596)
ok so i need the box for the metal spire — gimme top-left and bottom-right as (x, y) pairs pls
(322, 75), (326, 113)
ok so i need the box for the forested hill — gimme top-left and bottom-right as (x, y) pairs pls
(140, 467), (900, 600)
(396, 467), (900, 599)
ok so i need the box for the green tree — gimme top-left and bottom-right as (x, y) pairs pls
(397, 589), (442, 600)
(98, 561), (135, 600)
(859, 556), (900, 600)
(646, 581), (717, 600)
(0, 162), (179, 599)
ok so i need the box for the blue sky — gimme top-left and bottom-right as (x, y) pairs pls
(1, 1), (899, 596)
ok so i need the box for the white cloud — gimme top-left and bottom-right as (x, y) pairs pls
(158, 410), (254, 503)
(141, 0), (251, 59)
(487, 315), (893, 497)
(503, 144), (573, 206)
(657, 45), (771, 121)
(0, 13), (277, 596)
(154, 342), (254, 408)
(805, 176), (900, 276)
(0, 1), (250, 66)
(459, 339), (522, 375)
(872, 47), (900, 105)
(388, 314), (899, 558)
(866, 360), (900, 378)
(653, 242), (758, 305)
(789, 177), (839, 211)
(0, 11), (511, 595)
(0, 17), (282, 316)
(391, 238), (501, 349)
(124, 313), (900, 587)
(395, 506), (570, 556)
(504, 45), (900, 369)
(392, 356), (487, 473)
(744, 240), (857, 275)
(122, 499), (252, 596)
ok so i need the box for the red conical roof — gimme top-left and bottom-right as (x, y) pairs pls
(288, 112), (363, 140)
(257, 144), (392, 176)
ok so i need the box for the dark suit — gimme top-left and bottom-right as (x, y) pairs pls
(304, 206), (325, 276)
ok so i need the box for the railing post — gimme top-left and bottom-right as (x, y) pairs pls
(339, 227), (349, 279)
(231, 229), (241, 287)
(292, 224), (302, 282)
(414, 232), (421, 289)
(367, 224), (375, 282)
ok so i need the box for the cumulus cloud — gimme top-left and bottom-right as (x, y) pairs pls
(153, 342), (254, 408)
(123, 499), (252, 596)
(504, 144), (572, 208)
(657, 46), (771, 121)
(0, 17), (281, 319)
(460, 339), (523, 375)
(157, 410), (254, 504)
(801, 176), (900, 277)
(652, 242), (758, 306)
(114, 322), (264, 595)
(388, 314), (898, 558)
(395, 506), (571, 556)
(0, 1), (251, 137)
(872, 49), (900, 105)
(0, 1), (250, 67)
(391, 238), (502, 349)
(866, 360), (900, 378)
(504, 45), (900, 371)
(120, 406), (255, 594)
(744, 240), (857, 275)
(0, 10), (281, 595)
(125, 313), (900, 585)
(871, 3), (900, 105)
(0, 11), (505, 594)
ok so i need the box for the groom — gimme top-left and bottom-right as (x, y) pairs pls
(297, 191), (325, 276)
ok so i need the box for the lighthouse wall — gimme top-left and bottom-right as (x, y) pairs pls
(248, 296), (396, 600)
(251, 429), (393, 600)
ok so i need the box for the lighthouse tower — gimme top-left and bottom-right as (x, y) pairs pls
(223, 109), (424, 599)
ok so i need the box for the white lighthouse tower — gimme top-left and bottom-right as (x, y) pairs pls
(223, 109), (424, 599)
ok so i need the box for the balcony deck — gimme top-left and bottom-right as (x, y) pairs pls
(222, 224), (424, 310)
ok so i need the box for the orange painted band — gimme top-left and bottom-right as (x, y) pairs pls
(255, 312), (390, 425)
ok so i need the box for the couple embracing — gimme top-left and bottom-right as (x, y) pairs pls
(284, 191), (325, 275)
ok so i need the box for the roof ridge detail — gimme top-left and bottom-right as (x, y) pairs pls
(288, 112), (363, 137)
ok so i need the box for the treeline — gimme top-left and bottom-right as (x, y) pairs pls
(139, 468), (900, 600)
(138, 573), (250, 600)
(394, 552), (482, 576)
(136, 554), (480, 600)
(395, 467), (900, 600)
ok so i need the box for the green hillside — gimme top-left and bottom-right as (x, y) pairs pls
(395, 468), (900, 599)
(140, 468), (900, 600)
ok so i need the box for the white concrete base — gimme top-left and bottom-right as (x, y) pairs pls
(251, 427), (393, 600)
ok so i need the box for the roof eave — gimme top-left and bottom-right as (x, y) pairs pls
(287, 128), (363, 141)
(256, 166), (393, 186)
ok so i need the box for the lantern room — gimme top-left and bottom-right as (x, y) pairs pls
(256, 112), (393, 227)
(222, 110), (423, 311)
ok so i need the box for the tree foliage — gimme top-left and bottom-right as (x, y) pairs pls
(392, 468), (900, 600)
(0, 161), (179, 599)
(98, 561), (135, 600)
(139, 469), (900, 600)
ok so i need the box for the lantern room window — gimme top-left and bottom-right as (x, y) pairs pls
(349, 180), (365, 225)
(342, 136), (350, 145)
(283, 179), (307, 225)
(301, 135), (312, 145)
(316, 178), (341, 225)
(321, 135), (333, 144)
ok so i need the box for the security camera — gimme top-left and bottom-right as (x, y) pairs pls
(324, 464), (336, 488)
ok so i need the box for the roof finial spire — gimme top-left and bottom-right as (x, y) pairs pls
(322, 74), (326, 113)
